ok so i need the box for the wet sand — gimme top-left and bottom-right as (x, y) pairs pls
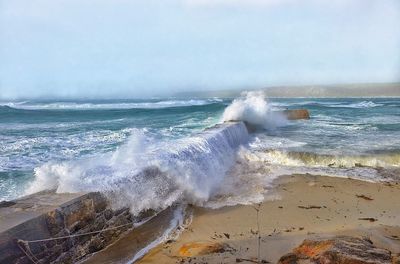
(136, 174), (400, 263)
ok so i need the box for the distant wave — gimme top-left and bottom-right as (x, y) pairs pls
(270, 100), (386, 109)
(325, 101), (384, 108)
(271, 101), (342, 108)
(0, 99), (387, 111)
(0, 101), (30, 107)
(0, 99), (223, 110)
(0, 105), (13, 111)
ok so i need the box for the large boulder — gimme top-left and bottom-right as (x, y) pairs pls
(278, 236), (393, 264)
(283, 109), (310, 120)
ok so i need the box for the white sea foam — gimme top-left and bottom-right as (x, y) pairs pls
(234, 147), (400, 185)
(0, 119), (126, 131)
(327, 101), (383, 108)
(280, 100), (383, 109)
(0, 99), (221, 110)
(251, 149), (400, 168)
(248, 134), (307, 150)
(221, 91), (287, 130)
(202, 143), (373, 209)
(270, 100), (384, 109)
(27, 122), (249, 215)
(0, 128), (135, 172)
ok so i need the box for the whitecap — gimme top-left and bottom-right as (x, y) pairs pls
(221, 91), (287, 130)
(26, 122), (249, 215)
(1, 99), (222, 110)
(326, 101), (383, 108)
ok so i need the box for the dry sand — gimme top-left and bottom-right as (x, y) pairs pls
(136, 174), (400, 264)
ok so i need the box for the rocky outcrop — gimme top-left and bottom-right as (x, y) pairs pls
(0, 191), (136, 264)
(278, 236), (393, 264)
(283, 109), (310, 120)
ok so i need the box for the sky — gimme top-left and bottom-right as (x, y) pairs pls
(0, 0), (399, 99)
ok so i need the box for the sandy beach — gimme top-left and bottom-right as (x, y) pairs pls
(130, 174), (400, 263)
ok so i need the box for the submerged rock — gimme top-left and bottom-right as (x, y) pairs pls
(278, 236), (392, 264)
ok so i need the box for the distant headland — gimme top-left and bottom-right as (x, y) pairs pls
(175, 82), (400, 98)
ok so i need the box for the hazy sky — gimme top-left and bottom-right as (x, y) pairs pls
(0, 0), (399, 99)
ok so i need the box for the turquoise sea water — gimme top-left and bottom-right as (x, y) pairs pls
(0, 97), (399, 204)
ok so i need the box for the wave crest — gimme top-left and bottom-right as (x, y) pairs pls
(27, 122), (249, 215)
(222, 91), (287, 129)
(247, 149), (400, 168)
(0, 99), (222, 110)
(327, 101), (383, 109)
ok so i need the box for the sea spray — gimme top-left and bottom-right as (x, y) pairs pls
(27, 122), (249, 215)
(222, 91), (287, 130)
(4, 97), (400, 206)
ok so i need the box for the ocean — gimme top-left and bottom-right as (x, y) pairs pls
(1, 93), (399, 212)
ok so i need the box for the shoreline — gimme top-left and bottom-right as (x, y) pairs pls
(132, 174), (400, 263)
(2, 172), (400, 263)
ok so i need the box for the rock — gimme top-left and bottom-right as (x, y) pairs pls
(93, 215), (106, 230)
(55, 251), (74, 264)
(0, 201), (16, 208)
(88, 237), (105, 253)
(62, 198), (96, 231)
(103, 208), (113, 220)
(278, 236), (393, 264)
(46, 209), (65, 235)
(0, 192), (135, 264)
(283, 109), (310, 120)
(392, 254), (400, 264)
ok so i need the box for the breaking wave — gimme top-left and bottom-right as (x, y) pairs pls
(26, 122), (249, 215)
(229, 148), (400, 186)
(270, 100), (385, 109)
(221, 91), (287, 130)
(326, 101), (384, 109)
(254, 150), (400, 168)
